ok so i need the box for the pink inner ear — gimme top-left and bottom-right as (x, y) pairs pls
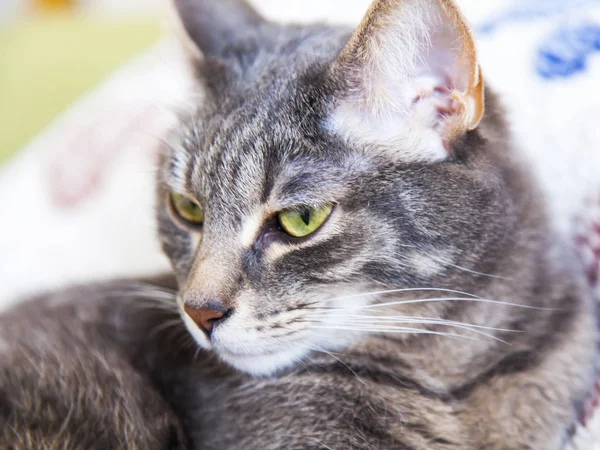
(410, 77), (464, 154)
(410, 72), (461, 108)
(412, 73), (453, 103)
(412, 78), (461, 120)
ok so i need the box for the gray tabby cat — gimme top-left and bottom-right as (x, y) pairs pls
(1, 0), (598, 448)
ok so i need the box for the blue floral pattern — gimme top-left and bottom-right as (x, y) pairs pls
(536, 25), (600, 79)
(475, 0), (600, 79)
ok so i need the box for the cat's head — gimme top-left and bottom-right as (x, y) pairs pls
(156, 0), (520, 376)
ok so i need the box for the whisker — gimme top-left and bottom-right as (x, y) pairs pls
(303, 343), (365, 384)
(165, 324), (192, 350)
(303, 319), (511, 345)
(308, 325), (495, 344)
(396, 243), (512, 281)
(301, 330), (357, 348)
(256, 328), (314, 373)
(102, 289), (177, 303)
(282, 337), (365, 384)
(258, 325), (362, 379)
(130, 299), (179, 312)
(312, 297), (554, 311)
(193, 346), (202, 361)
(312, 287), (484, 305)
(275, 325), (355, 358)
(148, 318), (186, 339)
(444, 262), (512, 281)
(128, 291), (178, 303)
(304, 314), (521, 332)
(176, 330), (197, 350)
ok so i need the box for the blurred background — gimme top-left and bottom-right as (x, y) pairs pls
(0, 0), (506, 164)
(0, 0), (599, 308)
(0, 0), (164, 164)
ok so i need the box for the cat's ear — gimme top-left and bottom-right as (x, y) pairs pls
(171, 0), (264, 60)
(328, 0), (484, 162)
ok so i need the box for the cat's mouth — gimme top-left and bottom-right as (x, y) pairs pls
(180, 307), (317, 375)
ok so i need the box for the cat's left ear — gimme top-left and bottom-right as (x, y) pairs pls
(328, 0), (484, 162)
(171, 0), (265, 61)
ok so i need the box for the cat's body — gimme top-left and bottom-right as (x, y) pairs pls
(1, 0), (599, 448)
(1, 246), (596, 449)
(0, 278), (186, 450)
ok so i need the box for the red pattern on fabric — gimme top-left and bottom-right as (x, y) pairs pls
(574, 193), (600, 429)
(45, 106), (161, 209)
(574, 195), (600, 288)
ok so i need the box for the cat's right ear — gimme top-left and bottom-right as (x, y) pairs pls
(170, 0), (264, 61)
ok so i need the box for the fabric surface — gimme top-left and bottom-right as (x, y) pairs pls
(0, 0), (599, 446)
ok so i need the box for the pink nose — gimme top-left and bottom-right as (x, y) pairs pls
(183, 304), (228, 338)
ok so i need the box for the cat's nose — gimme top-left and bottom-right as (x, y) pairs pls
(183, 303), (231, 338)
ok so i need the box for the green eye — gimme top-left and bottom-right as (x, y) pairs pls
(170, 193), (204, 226)
(278, 204), (333, 238)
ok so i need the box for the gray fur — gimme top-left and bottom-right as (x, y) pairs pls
(1, 0), (598, 449)
(0, 279), (188, 449)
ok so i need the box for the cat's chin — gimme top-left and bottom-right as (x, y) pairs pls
(216, 346), (308, 377)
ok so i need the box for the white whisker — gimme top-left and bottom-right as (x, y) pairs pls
(305, 314), (521, 332)
(304, 320), (511, 345)
(444, 262), (511, 281)
(397, 243), (512, 280)
(309, 325), (494, 344)
(316, 296), (552, 311)
(315, 287), (483, 305)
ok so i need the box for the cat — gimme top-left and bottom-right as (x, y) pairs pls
(1, 0), (598, 448)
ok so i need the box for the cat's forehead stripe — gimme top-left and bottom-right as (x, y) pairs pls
(240, 211), (265, 248)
